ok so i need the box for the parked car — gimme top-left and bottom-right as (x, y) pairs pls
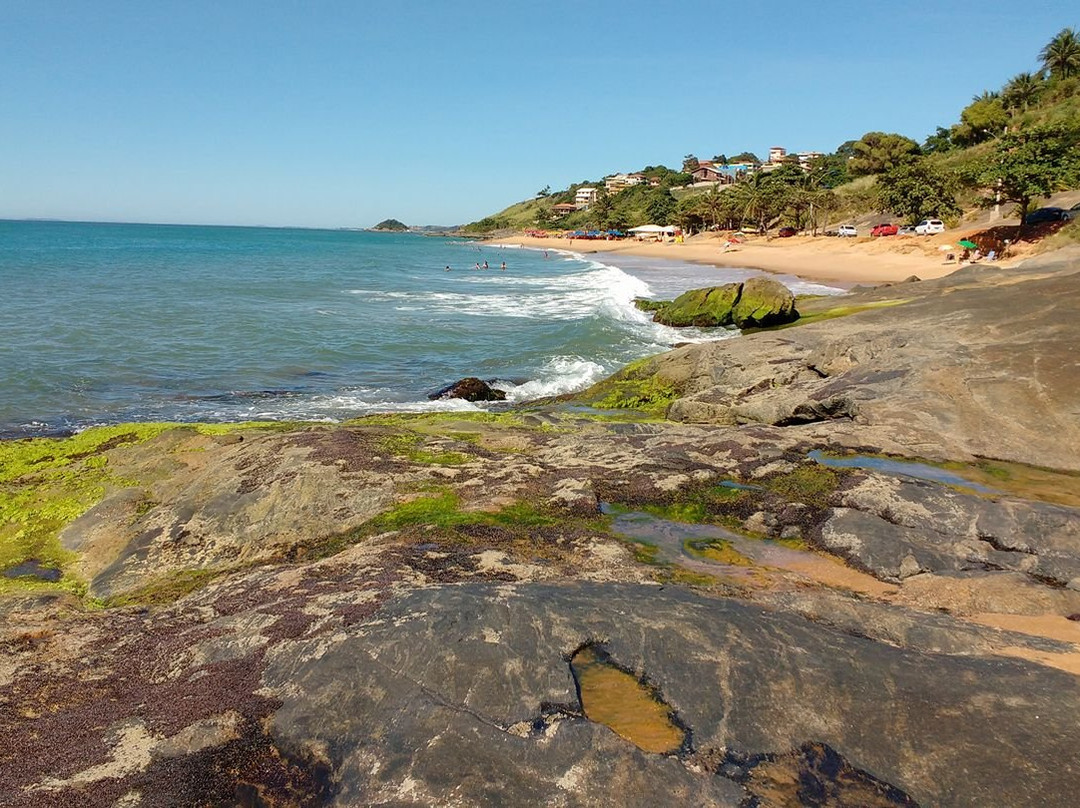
(1024, 207), (1072, 225)
(870, 223), (898, 237)
(777, 226), (798, 238)
(914, 219), (945, 235)
(837, 224), (857, 237)
(897, 225), (917, 236)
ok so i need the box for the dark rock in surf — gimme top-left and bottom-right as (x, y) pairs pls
(429, 377), (507, 402)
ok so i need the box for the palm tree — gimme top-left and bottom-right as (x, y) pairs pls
(695, 188), (726, 229)
(1040, 28), (1080, 79)
(1001, 72), (1043, 113)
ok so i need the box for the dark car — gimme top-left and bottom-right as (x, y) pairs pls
(1024, 207), (1071, 225)
(871, 223), (898, 237)
(777, 226), (798, 238)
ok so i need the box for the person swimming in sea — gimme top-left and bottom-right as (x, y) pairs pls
(445, 265), (451, 271)
(483, 261), (489, 269)
(474, 262), (481, 270)
(500, 261), (506, 271)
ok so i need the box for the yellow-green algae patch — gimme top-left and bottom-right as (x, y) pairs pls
(746, 298), (911, 332)
(685, 538), (754, 566)
(570, 646), (685, 754)
(563, 356), (682, 418)
(376, 432), (471, 466)
(0, 421), (287, 596)
(940, 458), (1080, 507)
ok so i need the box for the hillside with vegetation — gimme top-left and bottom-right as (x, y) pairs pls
(372, 218), (409, 231)
(464, 28), (1080, 239)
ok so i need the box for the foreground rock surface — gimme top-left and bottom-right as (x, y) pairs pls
(3, 247), (1080, 806)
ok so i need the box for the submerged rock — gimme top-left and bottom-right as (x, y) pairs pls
(429, 377), (507, 401)
(651, 278), (798, 328)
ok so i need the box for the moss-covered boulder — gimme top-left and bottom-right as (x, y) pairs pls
(731, 277), (798, 328)
(653, 284), (742, 327)
(633, 297), (670, 313)
(651, 279), (798, 329)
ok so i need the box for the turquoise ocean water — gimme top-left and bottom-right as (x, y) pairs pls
(0, 221), (839, 438)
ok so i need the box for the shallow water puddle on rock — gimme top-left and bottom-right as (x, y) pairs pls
(569, 646), (685, 754)
(604, 505), (894, 597)
(808, 449), (999, 493)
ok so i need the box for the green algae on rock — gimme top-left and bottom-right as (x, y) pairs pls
(730, 276), (798, 327)
(652, 283), (742, 327)
(650, 278), (798, 328)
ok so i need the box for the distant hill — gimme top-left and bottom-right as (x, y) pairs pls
(372, 218), (408, 231)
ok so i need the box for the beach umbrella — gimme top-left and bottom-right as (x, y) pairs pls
(958, 239), (978, 249)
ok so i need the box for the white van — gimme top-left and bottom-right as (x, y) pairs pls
(837, 224), (857, 237)
(915, 219), (945, 235)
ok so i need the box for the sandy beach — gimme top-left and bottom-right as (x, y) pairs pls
(489, 231), (1016, 286)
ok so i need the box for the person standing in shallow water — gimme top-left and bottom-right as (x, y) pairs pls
(500, 261), (506, 271)
(483, 261), (489, 269)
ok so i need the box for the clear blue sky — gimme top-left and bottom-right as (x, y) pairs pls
(0, 1), (1073, 228)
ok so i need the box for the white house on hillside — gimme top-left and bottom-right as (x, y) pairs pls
(604, 173), (645, 193)
(574, 187), (598, 209)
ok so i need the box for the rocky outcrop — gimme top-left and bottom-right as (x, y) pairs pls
(5, 248), (1080, 806)
(430, 376), (507, 401)
(818, 474), (1080, 586)
(651, 278), (798, 328)
(731, 276), (798, 327)
(6, 574), (1080, 806)
(653, 283), (743, 327)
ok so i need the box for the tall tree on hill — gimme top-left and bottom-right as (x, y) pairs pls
(1041, 27), (1080, 79)
(978, 123), (1080, 230)
(645, 189), (677, 224)
(590, 189), (613, 229)
(877, 159), (960, 223)
(729, 151), (761, 166)
(682, 154), (700, 173)
(1001, 72), (1044, 114)
(952, 95), (1008, 146)
(849, 132), (920, 175)
(922, 127), (955, 154)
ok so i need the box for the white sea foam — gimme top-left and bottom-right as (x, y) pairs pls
(498, 356), (609, 401)
(345, 260), (655, 323)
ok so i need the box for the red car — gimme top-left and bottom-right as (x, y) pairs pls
(871, 223), (898, 237)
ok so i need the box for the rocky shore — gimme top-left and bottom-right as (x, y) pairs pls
(3, 247), (1080, 806)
